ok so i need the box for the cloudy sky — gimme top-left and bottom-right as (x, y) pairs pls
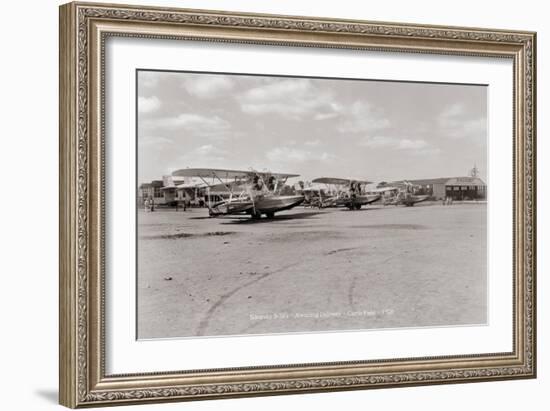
(137, 70), (487, 185)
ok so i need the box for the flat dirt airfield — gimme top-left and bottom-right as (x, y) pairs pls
(137, 203), (487, 339)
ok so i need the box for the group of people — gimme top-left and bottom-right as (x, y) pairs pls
(143, 196), (198, 212)
(174, 199), (191, 211)
(143, 196), (155, 212)
(443, 196), (454, 206)
(251, 174), (277, 192)
(348, 181), (363, 198)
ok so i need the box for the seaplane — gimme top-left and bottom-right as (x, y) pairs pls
(311, 177), (381, 210)
(172, 168), (304, 219)
(375, 182), (430, 206)
(297, 183), (331, 208)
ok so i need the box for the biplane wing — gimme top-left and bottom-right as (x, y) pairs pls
(371, 186), (399, 193)
(173, 168), (299, 180)
(311, 176), (377, 210)
(175, 182), (210, 189)
(312, 177), (372, 185)
(172, 167), (303, 219)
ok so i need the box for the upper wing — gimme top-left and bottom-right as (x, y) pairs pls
(312, 177), (372, 185)
(173, 168), (250, 179)
(172, 168), (299, 180)
(175, 182), (210, 189)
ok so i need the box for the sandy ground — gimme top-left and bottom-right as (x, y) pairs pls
(137, 203), (487, 339)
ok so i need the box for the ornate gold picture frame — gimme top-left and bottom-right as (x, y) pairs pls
(59, 1), (536, 408)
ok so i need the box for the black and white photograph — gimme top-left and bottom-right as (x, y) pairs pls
(136, 70), (488, 339)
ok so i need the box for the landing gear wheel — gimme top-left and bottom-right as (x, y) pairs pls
(251, 210), (262, 219)
(265, 212), (275, 219)
(354, 204), (362, 210)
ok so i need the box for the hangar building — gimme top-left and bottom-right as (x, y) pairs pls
(392, 176), (487, 201)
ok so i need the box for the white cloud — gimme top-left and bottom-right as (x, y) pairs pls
(358, 135), (397, 148)
(182, 76), (235, 98)
(267, 147), (309, 162)
(414, 147), (441, 156)
(142, 113), (230, 135)
(138, 71), (160, 89)
(397, 139), (429, 150)
(238, 79), (390, 137)
(438, 103), (487, 141)
(138, 135), (173, 147)
(266, 147), (334, 163)
(174, 144), (228, 169)
(337, 101), (390, 133)
(138, 96), (161, 113)
(304, 139), (322, 147)
(319, 152), (335, 161)
(195, 144), (215, 155)
(314, 112), (339, 121)
(447, 118), (486, 139)
(440, 103), (464, 119)
(163, 114), (228, 129)
(244, 78), (310, 101)
(359, 136), (435, 154)
(238, 78), (335, 119)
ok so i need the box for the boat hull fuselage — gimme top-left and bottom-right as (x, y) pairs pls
(332, 194), (381, 209)
(209, 195), (304, 217)
(209, 199), (253, 216)
(253, 195), (305, 213)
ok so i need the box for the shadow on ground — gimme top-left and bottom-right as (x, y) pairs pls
(220, 211), (324, 224)
(336, 206), (386, 212)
